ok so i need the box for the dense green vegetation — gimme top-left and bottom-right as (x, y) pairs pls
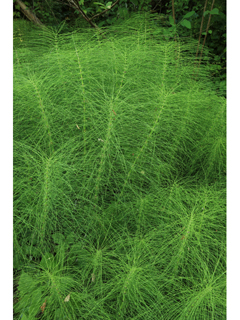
(13, 0), (226, 96)
(13, 11), (226, 320)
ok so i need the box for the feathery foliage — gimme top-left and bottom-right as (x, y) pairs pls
(14, 13), (226, 319)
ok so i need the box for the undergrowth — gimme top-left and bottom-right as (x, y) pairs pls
(13, 13), (226, 320)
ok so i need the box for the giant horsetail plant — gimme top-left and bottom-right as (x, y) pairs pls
(13, 12), (226, 319)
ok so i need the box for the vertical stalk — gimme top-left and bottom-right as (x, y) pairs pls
(192, 0), (211, 81)
(72, 34), (87, 156)
(171, 0), (176, 25)
(171, 0), (178, 60)
(198, 0), (216, 68)
(195, 0), (209, 64)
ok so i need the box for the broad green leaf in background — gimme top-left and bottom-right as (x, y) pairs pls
(94, 1), (106, 8)
(79, 0), (84, 5)
(202, 30), (212, 35)
(183, 11), (195, 19)
(180, 19), (191, 29)
(106, 2), (112, 9)
(210, 8), (220, 15)
(204, 8), (220, 16)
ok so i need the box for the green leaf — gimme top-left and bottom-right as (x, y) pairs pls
(79, 0), (84, 5)
(202, 30), (212, 35)
(106, 1), (112, 8)
(204, 8), (219, 17)
(210, 8), (219, 15)
(180, 19), (191, 29)
(169, 15), (174, 25)
(94, 2), (105, 6)
(204, 10), (210, 17)
(183, 11), (195, 19)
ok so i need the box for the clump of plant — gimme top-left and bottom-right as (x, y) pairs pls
(13, 13), (226, 319)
